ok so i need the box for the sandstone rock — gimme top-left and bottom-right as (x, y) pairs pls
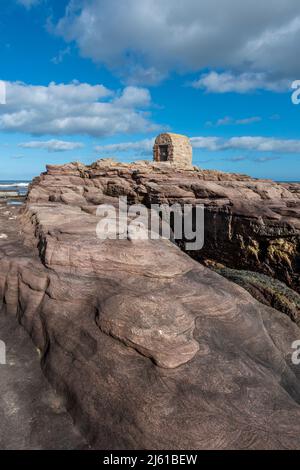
(0, 161), (300, 449)
(33, 159), (299, 292)
(214, 266), (300, 325)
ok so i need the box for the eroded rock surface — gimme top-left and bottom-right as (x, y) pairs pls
(0, 160), (300, 449)
(0, 204), (87, 450)
(28, 160), (300, 292)
(213, 266), (300, 325)
(0, 312), (88, 450)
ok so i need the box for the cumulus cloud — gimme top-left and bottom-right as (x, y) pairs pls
(193, 71), (289, 93)
(19, 139), (84, 152)
(125, 66), (167, 86)
(191, 136), (300, 153)
(113, 86), (151, 107)
(190, 137), (221, 151)
(0, 81), (158, 136)
(54, 0), (300, 87)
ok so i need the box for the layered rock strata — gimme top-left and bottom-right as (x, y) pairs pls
(28, 160), (300, 292)
(213, 266), (300, 325)
(0, 160), (299, 449)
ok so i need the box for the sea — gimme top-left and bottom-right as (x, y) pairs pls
(0, 180), (30, 196)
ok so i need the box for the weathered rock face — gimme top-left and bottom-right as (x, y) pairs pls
(28, 160), (300, 292)
(212, 266), (300, 325)
(0, 160), (300, 449)
(0, 307), (87, 450)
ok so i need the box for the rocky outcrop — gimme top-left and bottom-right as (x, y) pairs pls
(0, 307), (87, 450)
(0, 160), (300, 449)
(212, 266), (300, 325)
(28, 159), (300, 293)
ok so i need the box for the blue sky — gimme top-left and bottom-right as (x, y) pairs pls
(1, 0), (300, 180)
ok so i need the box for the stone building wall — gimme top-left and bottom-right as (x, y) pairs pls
(153, 133), (193, 167)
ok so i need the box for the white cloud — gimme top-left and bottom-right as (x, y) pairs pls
(19, 139), (84, 152)
(0, 81), (158, 136)
(190, 137), (221, 151)
(209, 115), (262, 126)
(193, 71), (289, 94)
(114, 86), (151, 107)
(95, 138), (154, 155)
(54, 0), (300, 87)
(191, 136), (300, 153)
(236, 117), (262, 125)
(254, 156), (280, 162)
(125, 66), (167, 86)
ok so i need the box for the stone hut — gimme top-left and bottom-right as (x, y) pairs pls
(153, 133), (193, 166)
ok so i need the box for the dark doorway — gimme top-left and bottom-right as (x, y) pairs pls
(159, 145), (169, 161)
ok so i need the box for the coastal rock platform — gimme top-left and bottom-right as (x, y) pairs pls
(0, 160), (300, 449)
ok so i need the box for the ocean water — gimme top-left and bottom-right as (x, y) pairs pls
(0, 180), (30, 196)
